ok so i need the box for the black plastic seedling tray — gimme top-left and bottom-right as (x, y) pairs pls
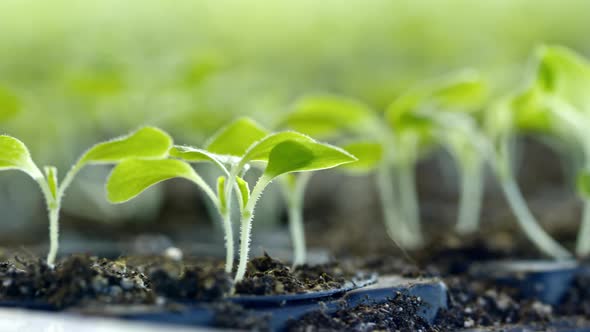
(120, 275), (447, 331)
(470, 260), (581, 305)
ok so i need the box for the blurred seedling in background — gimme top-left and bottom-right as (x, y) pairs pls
(0, 127), (172, 266)
(106, 118), (356, 282)
(494, 45), (590, 259)
(283, 71), (488, 253)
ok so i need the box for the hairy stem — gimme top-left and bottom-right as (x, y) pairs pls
(375, 163), (419, 248)
(456, 162), (485, 234)
(32, 170), (61, 267)
(501, 175), (572, 259)
(221, 208), (234, 273)
(46, 207), (60, 266)
(396, 162), (423, 246)
(288, 173), (312, 266)
(235, 174), (272, 282)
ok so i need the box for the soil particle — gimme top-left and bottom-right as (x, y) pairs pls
(234, 253), (346, 295)
(286, 292), (434, 332)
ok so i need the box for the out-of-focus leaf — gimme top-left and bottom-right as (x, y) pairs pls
(340, 141), (383, 173)
(0, 86), (21, 121)
(284, 95), (373, 138)
(206, 117), (269, 156)
(577, 169), (590, 198)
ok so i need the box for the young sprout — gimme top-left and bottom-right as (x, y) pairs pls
(505, 45), (590, 258)
(0, 127), (172, 266)
(106, 120), (356, 282)
(226, 131), (356, 281)
(171, 118), (268, 273)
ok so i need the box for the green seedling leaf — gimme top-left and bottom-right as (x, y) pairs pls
(236, 177), (250, 208)
(387, 70), (487, 131)
(577, 170), (590, 198)
(341, 141), (383, 173)
(44, 166), (58, 199)
(206, 118), (269, 156)
(430, 70), (488, 111)
(217, 176), (227, 210)
(169, 145), (229, 174)
(0, 135), (39, 177)
(241, 131), (316, 165)
(0, 86), (21, 121)
(79, 127), (172, 166)
(106, 159), (197, 203)
(534, 45), (590, 111)
(284, 95), (373, 138)
(263, 140), (357, 179)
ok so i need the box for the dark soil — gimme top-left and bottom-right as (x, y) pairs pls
(234, 253), (348, 295)
(0, 252), (358, 308)
(0, 254), (153, 309)
(434, 276), (553, 331)
(286, 292), (434, 332)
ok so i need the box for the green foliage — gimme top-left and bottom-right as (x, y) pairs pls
(106, 159), (198, 203)
(206, 117), (269, 156)
(170, 145), (229, 173)
(79, 127), (172, 165)
(284, 95), (374, 138)
(341, 141), (383, 173)
(264, 140), (356, 179)
(577, 170), (590, 198)
(0, 135), (39, 177)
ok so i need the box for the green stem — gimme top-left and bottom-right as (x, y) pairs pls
(189, 172), (233, 272)
(577, 199), (590, 257)
(221, 208), (234, 273)
(500, 175), (572, 259)
(288, 173), (312, 266)
(30, 167), (61, 267)
(46, 206), (60, 266)
(396, 161), (423, 246)
(375, 162), (419, 248)
(235, 174), (272, 282)
(455, 161), (485, 234)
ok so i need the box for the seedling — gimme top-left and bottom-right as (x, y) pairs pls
(385, 70), (489, 237)
(502, 45), (590, 258)
(107, 118), (266, 274)
(222, 130), (356, 281)
(0, 127), (172, 266)
(106, 118), (356, 282)
(283, 72), (488, 252)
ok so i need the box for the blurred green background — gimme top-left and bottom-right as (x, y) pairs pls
(1, 0), (589, 253)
